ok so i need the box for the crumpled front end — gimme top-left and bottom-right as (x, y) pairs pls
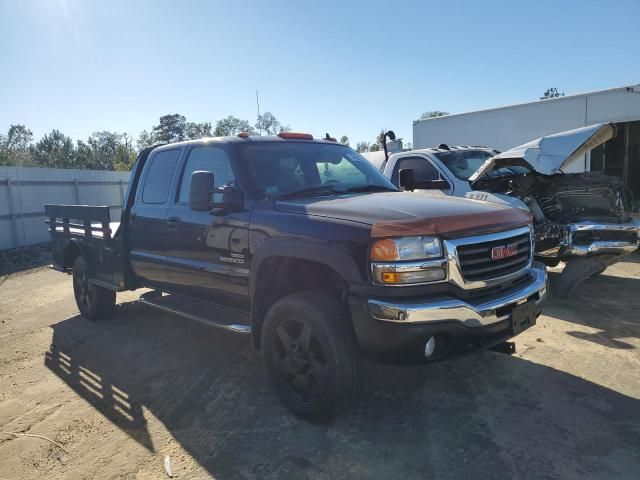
(522, 172), (640, 259)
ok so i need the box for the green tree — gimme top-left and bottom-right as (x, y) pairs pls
(419, 110), (449, 120)
(255, 112), (287, 135)
(75, 140), (92, 169)
(339, 135), (349, 146)
(1, 124), (33, 165)
(369, 143), (380, 152)
(114, 143), (137, 171)
(137, 130), (154, 151)
(214, 116), (253, 136)
(540, 88), (564, 100)
(152, 114), (187, 143)
(356, 141), (370, 153)
(0, 134), (7, 165)
(186, 121), (213, 139)
(122, 133), (136, 156)
(31, 130), (75, 168)
(86, 131), (122, 170)
(6, 124), (33, 152)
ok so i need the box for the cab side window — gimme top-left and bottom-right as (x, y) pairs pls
(391, 157), (440, 186)
(178, 146), (234, 203)
(142, 149), (181, 204)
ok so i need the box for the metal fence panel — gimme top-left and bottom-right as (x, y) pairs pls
(0, 166), (130, 250)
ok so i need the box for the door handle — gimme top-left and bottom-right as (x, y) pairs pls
(167, 217), (180, 229)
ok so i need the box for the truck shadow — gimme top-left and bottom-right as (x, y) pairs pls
(45, 300), (640, 479)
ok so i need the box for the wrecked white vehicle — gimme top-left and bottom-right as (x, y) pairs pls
(375, 123), (640, 297)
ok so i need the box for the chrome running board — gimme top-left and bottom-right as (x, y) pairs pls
(139, 291), (251, 334)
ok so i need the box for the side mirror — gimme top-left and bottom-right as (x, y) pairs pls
(399, 169), (451, 191)
(398, 168), (416, 191)
(189, 171), (214, 211)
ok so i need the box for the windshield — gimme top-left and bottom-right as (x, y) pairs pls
(239, 142), (398, 199)
(433, 150), (494, 180)
(434, 149), (531, 180)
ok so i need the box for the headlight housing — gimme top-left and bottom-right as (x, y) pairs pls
(370, 236), (443, 262)
(370, 236), (446, 285)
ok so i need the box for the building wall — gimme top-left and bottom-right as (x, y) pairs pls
(413, 85), (640, 173)
(0, 166), (130, 250)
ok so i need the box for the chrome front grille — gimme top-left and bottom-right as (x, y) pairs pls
(445, 226), (533, 288)
(457, 231), (531, 281)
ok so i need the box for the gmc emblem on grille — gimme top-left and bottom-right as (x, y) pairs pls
(491, 242), (518, 261)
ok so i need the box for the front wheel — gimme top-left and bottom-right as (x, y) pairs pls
(261, 291), (365, 421)
(72, 255), (116, 321)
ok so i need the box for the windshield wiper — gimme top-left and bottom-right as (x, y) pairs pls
(344, 184), (398, 193)
(273, 185), (346, 200)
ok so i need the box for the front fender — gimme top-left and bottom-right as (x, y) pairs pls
(249, 238), (364, 299)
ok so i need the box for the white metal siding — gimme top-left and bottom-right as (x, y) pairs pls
(0, 167), (131, 250)
(413, 85), (640, 173)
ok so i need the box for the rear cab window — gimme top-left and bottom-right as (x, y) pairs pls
(142, 149), (181, 204)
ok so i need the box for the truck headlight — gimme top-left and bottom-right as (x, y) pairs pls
(370, 236), (443, 262)
(370, 236), (446, 285)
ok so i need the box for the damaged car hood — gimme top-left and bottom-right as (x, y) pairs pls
(468, 123), (617, 183)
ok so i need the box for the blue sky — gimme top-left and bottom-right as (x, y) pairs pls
(1, 0), (639, 147)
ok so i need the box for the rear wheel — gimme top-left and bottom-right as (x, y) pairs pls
(261, 291), (365, 421)
(72, 255), (116, 321)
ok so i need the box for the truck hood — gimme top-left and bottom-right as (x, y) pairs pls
(468, 123), (617, 184)
(275, 191), (532, 238)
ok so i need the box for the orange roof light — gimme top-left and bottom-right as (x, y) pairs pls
(237, 132), (250, 138)
(277, 132), (313, 140)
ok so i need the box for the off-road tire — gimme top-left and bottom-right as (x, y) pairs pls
(261, 291), (365, 421)
(72, 255), (116, 321)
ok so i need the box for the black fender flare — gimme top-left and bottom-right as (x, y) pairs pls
(249, 238), (364, 346)
(63, 238), (91, 272)
(249, 238), (363, 300)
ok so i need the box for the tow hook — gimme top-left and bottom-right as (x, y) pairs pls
(490, 341), (516, 355)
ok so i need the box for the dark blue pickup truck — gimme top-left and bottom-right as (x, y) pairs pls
(46, 132), (547, 419)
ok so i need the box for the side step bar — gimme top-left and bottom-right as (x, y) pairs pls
(139, 291), (251, 334)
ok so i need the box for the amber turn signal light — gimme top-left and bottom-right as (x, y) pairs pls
(370, 239), (399, 261)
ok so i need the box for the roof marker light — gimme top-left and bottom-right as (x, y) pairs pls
(237, 132), (250, 138)
(277, 132), (313, 140)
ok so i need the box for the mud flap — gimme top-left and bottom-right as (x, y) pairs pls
(550, 254), (619, 298)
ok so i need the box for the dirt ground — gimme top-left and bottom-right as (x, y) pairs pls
(1, 254), (639, 480)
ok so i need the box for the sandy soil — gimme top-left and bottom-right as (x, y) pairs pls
(1, 255), (639, 479)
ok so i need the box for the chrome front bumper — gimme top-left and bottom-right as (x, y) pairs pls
(566, 220), (640, 256)
(367, 262), (547, 327)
